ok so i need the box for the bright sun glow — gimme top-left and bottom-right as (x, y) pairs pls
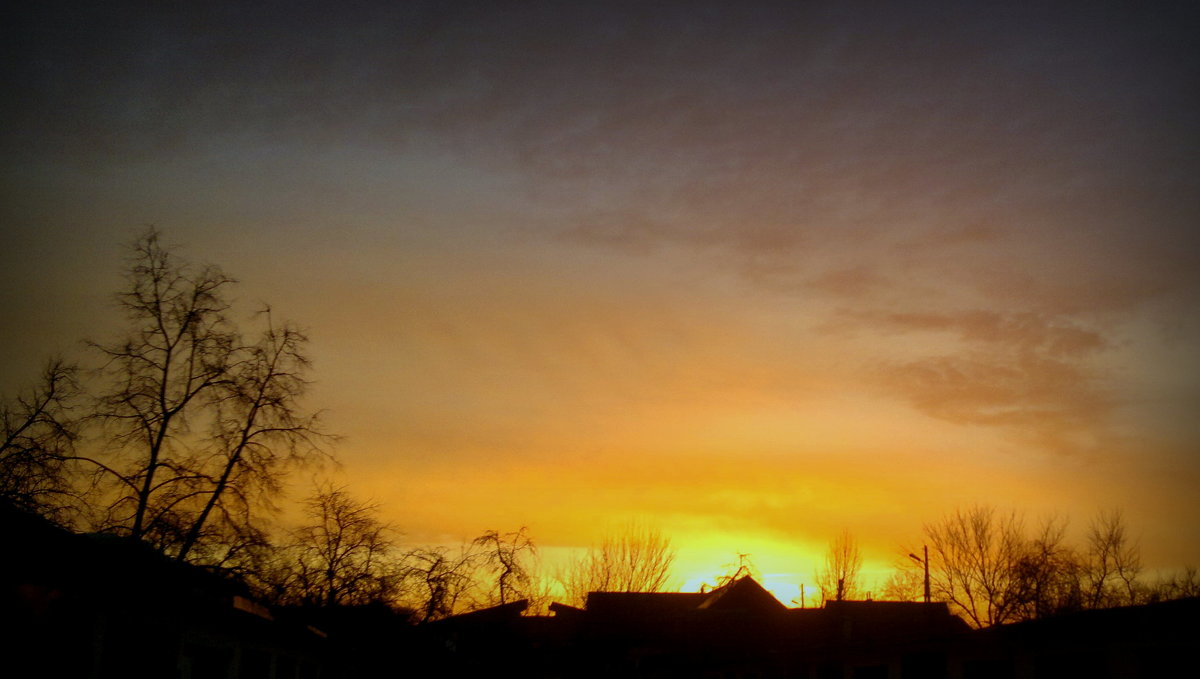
(681, 572), (806, 607)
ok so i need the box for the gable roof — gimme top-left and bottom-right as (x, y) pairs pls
(698, 576), (786, 612)
(580, 576), (786, 619)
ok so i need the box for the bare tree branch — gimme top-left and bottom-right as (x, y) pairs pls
(474, 526), (537, 606)
(0, 359), (82, 522)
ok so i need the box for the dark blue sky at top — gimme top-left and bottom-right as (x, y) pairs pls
(5, 1), (1197, 182)
(4, 0), (1199, 328)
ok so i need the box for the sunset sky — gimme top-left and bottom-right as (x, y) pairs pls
(3, 1), (1199, 601)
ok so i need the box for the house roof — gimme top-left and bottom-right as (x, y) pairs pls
(697, 576), (786, 612)
(425, 599), (529, 627)
(584, 591), (708, 618)
(580, 576), (787, 620)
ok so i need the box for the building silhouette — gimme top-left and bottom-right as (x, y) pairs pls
(6, 500), (1196, 678)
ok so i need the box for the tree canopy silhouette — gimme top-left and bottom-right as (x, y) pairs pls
(83, 228), (331, 565)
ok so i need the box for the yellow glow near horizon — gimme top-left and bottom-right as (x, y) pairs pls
(680, 573), (804, 607)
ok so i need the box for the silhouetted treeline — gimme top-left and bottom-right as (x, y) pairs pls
(878, 505), (1200, 626)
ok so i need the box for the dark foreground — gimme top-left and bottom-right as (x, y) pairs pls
(4, 502), (1195, 678)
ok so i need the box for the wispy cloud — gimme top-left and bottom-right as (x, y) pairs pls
(857, 310), (1114, 455)
(874, 311), (1107, 358)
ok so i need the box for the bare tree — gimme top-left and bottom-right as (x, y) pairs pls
(897, 506), (1152, 625)
(0, 359), (81, 521)
(277, 484), (400, 607)
(817, 529), (863, 603)
(88, 228), (237, 541)
(83, 228), (328, 563)
(1083, 508), (1142, 608)
(407, 545), (481, 622)
(924, 505), (1027, 627)
(713, 552), (760, 590)
(1009, 516), (1082, 619)
(880, 561), (925, 602)
(473, 526), (537, 606)
(1149, 565), (1200, 601)
(559, 522), (676, 605)
(175, 315), (329, 563)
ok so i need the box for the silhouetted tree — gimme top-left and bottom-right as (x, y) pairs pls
(473, 526), (536, 606)
(1149, 565), (1200, 601)
(274, 484), (400, 607)
(889, 506), (1158, 625)
(880, 561), (925, 602)
(1083, 508), (1142, 608)
(407, 545), (480, 622)
(83, 228), (328, 563)
(1009, 516), (1082, 619)
(924, 505), (1026, 627)
(0, 359), (81, 522)
(87, 229), (237, 542)
(174, 314), (329, 563)
(817, 529), (863, 603)
(713, 552), (760, 590)
(559, 522), (676, 605)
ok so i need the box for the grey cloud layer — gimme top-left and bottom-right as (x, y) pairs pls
(4, 1), (1197, 457)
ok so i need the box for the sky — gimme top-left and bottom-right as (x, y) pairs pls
(3, 1), (1199, 601)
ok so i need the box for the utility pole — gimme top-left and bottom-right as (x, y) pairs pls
(923, 544), (930, 603)
(908, 545), (931, 603)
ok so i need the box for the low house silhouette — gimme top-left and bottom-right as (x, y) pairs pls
(10, 503), (1195, 679)
(422, 576), (971, 677)
(422, 575), (1199, 678)
(2, 500), (327, 679)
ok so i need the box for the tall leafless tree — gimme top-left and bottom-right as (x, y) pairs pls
(84, 228), (328, 563)
(87, 229), (237, 542)
(817, 529), (863, 603)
